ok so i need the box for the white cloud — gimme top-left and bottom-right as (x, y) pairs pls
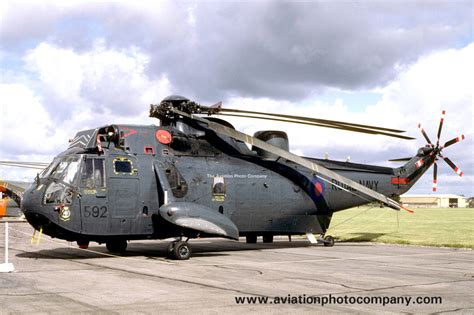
(374, 43), (474, 131)
(23, 41), (171, 120)
(0, 83), (62, 154)
(0, 41), (171, 181)
(25, 43), (84, 104)
(0, 83), (61, 181)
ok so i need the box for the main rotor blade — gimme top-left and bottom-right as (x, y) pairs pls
(441, 156), (463, 177)
(210, 113), (415, 140)
(0, 161), (49, 169)
(417, 123), (432, 145)
(443, 134), (465, 149)
(432, 161), (438, 191)
(436, 110), (445, 145)
(171, 108), (406, 211)
(211, 107), (406, 134)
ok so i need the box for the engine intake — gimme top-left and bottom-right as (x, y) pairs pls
(253, 130), (289, 160)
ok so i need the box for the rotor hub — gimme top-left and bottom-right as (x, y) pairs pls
(149, 96), (205, 121)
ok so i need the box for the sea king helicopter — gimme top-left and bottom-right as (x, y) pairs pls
(0, 96), (465, 259)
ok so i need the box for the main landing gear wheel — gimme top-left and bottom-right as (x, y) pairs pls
(323, 235), (335, 247)
(106, 240), (128, 253)
(169, 241), (191, 260)
(246, 235), (257, 244)
(262, 235), (273, 243)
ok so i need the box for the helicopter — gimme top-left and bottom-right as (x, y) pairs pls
(0, 96), (465, 259)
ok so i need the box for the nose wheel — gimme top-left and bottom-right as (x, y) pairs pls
(317, 234), (335, 247)
(167, 240), (192, 260)
(323, 235), (335, 247)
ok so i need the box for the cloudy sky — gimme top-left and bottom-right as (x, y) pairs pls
(0, 0), (472, 197)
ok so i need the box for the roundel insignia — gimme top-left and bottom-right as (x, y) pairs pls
(311, 177), (325, 200)
(314, 182), (323, 197)
(156, 130), (172, 145)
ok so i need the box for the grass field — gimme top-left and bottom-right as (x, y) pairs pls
(326, 206), (474, 249)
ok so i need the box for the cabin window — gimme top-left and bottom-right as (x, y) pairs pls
(81, 158), (106, 188)
(114, 159), (133, 173)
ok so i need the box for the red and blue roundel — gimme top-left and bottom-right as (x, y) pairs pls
(310, 176), (325, 200)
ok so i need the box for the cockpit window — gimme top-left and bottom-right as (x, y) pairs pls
(42, 156), (80, 205)
(63, 159), (80, 184)
(40, 159), (59, 178)
(113, 158), (133, 174)
(51, 160), (69, 178)
(81, 158), (106, 188)
(43, 156), (81, 184)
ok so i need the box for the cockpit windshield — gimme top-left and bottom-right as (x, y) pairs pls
(48, 156), (81, 184)
(42, 156), (81, 205)
(39, 159), (58, 178)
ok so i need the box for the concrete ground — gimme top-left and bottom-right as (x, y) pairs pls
(0, 221), (472, 314)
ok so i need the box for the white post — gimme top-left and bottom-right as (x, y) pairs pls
(0, 221), (15, 273)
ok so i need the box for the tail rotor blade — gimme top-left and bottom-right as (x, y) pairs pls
(432, 162), (438, 191)
(418, 123), (432, 146)
(443, 135), (465, 149)
(442, 156), (463, 177)
(436, 110), (446, 145)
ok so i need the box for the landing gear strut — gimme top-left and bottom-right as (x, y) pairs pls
(167, 240), (192, 260)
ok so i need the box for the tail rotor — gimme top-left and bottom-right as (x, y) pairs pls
(416, 110), (465, 191)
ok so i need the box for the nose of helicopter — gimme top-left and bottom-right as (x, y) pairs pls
(21, 184), (56, 231)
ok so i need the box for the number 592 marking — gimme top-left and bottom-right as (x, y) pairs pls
(84, 206), (107, 218)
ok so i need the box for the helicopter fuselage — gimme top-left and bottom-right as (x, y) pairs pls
(21, 122), (431, 245)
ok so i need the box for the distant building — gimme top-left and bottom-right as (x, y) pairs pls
(400, 194), (467, 208)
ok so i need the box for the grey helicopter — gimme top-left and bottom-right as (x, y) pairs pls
(0, 96), (465, 259)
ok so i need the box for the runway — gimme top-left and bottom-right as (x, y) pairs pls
(1, 221), (472, 314)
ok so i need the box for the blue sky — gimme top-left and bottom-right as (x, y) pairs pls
(0, 0), (472, 196)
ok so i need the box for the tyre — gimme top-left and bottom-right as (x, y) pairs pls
(262, 235), (273, 243)
(172, 241), (191, 260)
(246, 235), (257, 244)
(323, 235), (335, 247)
(106, 240), (128, 253)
